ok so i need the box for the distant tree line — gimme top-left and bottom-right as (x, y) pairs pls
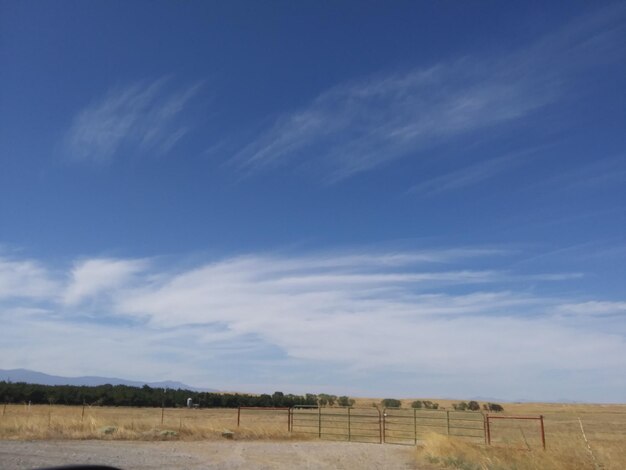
(453, 401), (504, 412)
(378, 398), (504, 412)
(452, 400), (481, 411)
(379, 399), (441, 409)
(0, 382), (354, 408)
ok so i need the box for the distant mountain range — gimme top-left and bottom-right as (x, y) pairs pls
(0, 368), (217, 392)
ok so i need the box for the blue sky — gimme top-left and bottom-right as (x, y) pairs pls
(1, 1), (625, 402)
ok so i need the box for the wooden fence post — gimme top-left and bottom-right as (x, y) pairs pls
(318, 406), (322, 438)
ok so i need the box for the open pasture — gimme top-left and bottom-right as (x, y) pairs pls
(0, 404), (292, 441)
(1, 401), (625, 469)
(408, 400), (626, 470)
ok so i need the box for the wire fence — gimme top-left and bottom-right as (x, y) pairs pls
(291, 406), (382, 443)
(383, 409), (485, 445)
(2, 403), (548, 448)
(239, 406), (529, 446)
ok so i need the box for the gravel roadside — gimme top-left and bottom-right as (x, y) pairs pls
(0, 440), (422, 469)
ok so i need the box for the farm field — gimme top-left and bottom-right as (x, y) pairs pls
(1, 402), (625, 469)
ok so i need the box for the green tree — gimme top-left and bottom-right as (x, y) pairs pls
(337, 396), (355, 407)
(381, 398), (401, 408)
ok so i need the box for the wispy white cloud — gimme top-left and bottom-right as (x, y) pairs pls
(232, 4), (625, 183)
(556, 301), (626, 316)
(528, 156), (626, 194)
(408, 154), (520, 196)
(0, 256), (59, 300)
(65, 78), (202, 162)
(233, 62), (548, 182)
(1, 247), (624, 400)
(63, 258), (149, 306)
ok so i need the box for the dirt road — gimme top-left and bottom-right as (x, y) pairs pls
(0, 439), (422, 469)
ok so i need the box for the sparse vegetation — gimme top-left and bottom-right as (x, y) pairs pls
(317, 394), (337, 407)
(381, 398), (402, 408)
(452, 400), (480, 411)
(337, 396), (355, 407)
(409, 400), (441, 409)
(467, 400), (480, 411)
(483, 402), (504, 412)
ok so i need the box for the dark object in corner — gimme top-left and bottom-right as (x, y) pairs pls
(35, 466), (122, 470)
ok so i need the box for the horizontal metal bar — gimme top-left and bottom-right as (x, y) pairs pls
(449, 433), (484, 437)
(239, 407), (290, 410)
(487, 416), (541, 420)
(387, 413), (448, 420)
(385, 432), (418, 438)
(343, 415), (381, 419)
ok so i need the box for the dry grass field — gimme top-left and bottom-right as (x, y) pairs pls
(1, 401), (625, 469)
(0, 404), (294, 441)
(404, 400), (626, 470)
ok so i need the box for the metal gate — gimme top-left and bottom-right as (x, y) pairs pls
(291, 406), (382, 443)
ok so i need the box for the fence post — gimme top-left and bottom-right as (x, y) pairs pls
(483, 414), (488, 444)
(287, 408), (291, 432)
(377, 408), (382, 444)
(237, 407), (241, 427)
(318, 406), (322, 438)
(540, 415), (546, 450)
(486, 415), (491, 445)
(348, 407), (351, 442)
(446, 410), (450, 435)
(382, 409), (386, 444)
(414, 408), (417, 445)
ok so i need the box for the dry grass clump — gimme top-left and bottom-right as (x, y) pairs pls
(417, 432), (595, 470)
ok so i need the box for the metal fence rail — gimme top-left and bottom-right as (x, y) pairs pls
(289, 407), (489, 445)
(383, 409), (485, 445)
(3, 403), (547, 449)
(291, 407), (382, 443)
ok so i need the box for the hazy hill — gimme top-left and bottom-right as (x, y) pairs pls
(0, 369), (217, 392)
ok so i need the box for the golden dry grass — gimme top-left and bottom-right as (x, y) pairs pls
(417, 432), (594, 470)
(0, 404), (298, 441)
(408, 401), (626, 470)
(1, 400), (624, 470)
